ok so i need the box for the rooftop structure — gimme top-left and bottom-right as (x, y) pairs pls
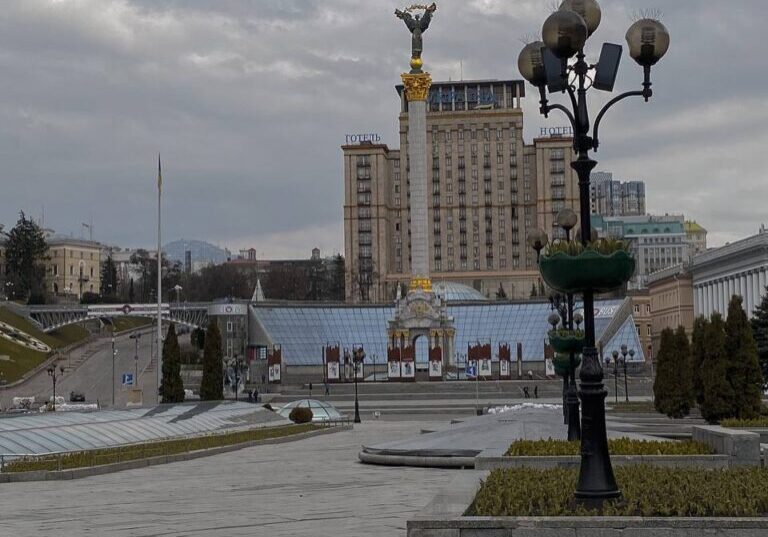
(248, 298), (644, 370)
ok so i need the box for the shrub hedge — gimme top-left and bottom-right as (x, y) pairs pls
(607, 401), (658, 413)
(721, 417), (768, 428)
(505, 438), (713, 457)
(469, 465), (768, 517)
(4, 423), (315, 473)
(289, 406), (313, 424)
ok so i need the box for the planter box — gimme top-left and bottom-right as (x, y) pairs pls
(692, 425), (761, 466)
(407, 471), (768, 537)
(539, 250), (635, 294)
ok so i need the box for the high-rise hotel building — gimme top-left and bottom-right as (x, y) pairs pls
(342, 79), (578, 303)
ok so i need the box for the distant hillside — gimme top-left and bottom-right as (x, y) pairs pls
(163, 239), (231, 266)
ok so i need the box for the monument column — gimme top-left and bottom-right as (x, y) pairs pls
(401, 71), (432, 292)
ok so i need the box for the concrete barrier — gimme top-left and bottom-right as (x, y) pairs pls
(692, 425), (761, 466)
(407, 471), (768, 537)
(0, 425), (351, 483)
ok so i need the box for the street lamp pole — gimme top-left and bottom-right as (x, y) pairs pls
(47, 365), (64, 411)
(352, 346), (363, 423)
(518, 0), (669, 503)
(621, 345), (630, 403)
(111, 336), (116, 407)
(130, 333), (142, 397)
(612, 350), (619, 405)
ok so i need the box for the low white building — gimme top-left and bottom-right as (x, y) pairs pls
(692, 226), (768, 319)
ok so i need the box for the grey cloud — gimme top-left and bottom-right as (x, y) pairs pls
(0, 0), (764, 255)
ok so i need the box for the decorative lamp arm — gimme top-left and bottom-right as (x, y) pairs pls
(538, 86), (577, 131)
(592, 66), (653, 151)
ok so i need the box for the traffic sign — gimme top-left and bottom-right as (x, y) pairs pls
(122, 373), (134, 386)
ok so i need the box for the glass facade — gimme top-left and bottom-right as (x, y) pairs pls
(250, 299), (645, 367)
(0, 402), (280, 457)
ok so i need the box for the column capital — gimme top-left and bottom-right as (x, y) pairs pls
(401, 72), (432, 101)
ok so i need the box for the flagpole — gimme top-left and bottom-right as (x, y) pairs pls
(157, 154), (163, 405)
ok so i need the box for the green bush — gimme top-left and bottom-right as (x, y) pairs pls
(4, 423), (315, 473)
(289, 406), (313, 424)
(263, 403), (274, 411)
(469, 465), (768, 517)
(721, 417), (768, 428)
(505, 438), (713, 457)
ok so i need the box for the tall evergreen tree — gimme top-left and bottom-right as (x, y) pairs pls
(689, 315), (709, 405)
(750, 287), (768, 390)
(328, 254), (345, 301)
(199, 321), (223, 400)
(653, 327), (691, 418)
(160, 323), (185, 403)
(100, 254), (118, 301)
(699, 313), (735, 423)
(496, 283), (507, 300)
(725, 296), (764, 419)
(4, 212), (48, 303)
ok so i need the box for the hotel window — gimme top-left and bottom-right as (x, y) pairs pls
(634, 304), (640, 313)
(500, 258), (507, 268)
(227, 321), (234, 333)
(497, 129), (503, 140)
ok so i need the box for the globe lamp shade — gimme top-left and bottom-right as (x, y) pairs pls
(559, 0), (601, 36)
(542, 9), (588, 59)
(626, 18), (670, 66)
(518, 41), (547, 87)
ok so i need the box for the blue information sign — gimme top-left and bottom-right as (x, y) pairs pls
(122, 373), (134, 386)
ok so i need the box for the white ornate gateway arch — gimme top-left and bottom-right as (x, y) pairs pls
(387, 284), (455, 381)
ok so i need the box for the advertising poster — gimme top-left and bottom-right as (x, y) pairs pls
(327, 361), (339, 381)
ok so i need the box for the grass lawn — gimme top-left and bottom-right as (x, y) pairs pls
(5, 423), (317, 472)
(0, 307), (90, 384)
(110, 316), (152, 333)
(470, 465), (768, 517)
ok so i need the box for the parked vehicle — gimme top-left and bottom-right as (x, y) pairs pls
(69, 391), (86, 402)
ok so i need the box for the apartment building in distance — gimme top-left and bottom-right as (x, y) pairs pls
(342, 79), (578, 302)
(589, 171), (646, 217)
(592, 213), (688, 289)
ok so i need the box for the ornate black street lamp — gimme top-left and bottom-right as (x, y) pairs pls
(621, 344), (630, 403)
(556, 208), (581, 441)
(518, 0), (669, 503)
(47, 365), (65, 411)
(352, 346), (364, 423)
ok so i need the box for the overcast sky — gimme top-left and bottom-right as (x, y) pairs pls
(0, 0), (764, 257)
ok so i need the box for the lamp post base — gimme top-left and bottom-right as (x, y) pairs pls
(575, 346), (620, 502)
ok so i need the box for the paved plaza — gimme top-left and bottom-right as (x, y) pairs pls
(0, 418), (454, 537)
